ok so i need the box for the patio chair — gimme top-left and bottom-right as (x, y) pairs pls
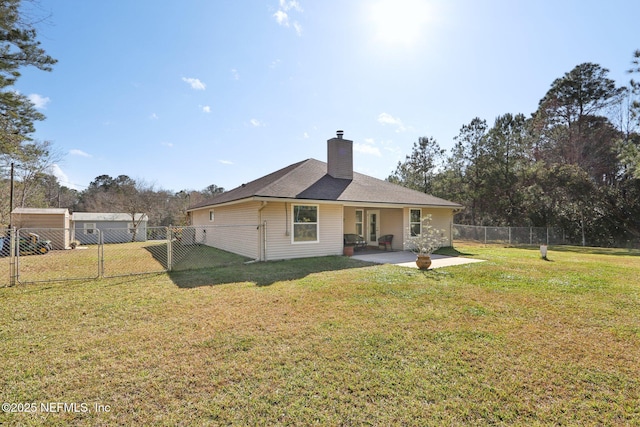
(378, 234), (393, 251)
(344, 233), (366, 249)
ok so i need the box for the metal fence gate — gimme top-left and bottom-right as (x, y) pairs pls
(2, 225), (260, 286)
(15, 227), (101, 284)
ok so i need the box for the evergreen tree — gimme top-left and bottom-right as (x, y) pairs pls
(0, 0), (56, 154)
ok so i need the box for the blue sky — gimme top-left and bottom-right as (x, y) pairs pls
(19, 0), (640, 193)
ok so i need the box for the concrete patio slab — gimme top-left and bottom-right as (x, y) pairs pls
(351, 251), (485, 269)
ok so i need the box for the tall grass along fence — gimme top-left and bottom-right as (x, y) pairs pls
(1, 225), (259, 286)
(454, 224), (567, 245)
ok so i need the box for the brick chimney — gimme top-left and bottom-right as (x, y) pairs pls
(327, 130), (353, 180)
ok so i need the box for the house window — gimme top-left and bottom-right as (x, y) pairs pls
(209, 210), (215, 222)
(410, 209), (422, 236)
(84, 223), (96, 235)
(355, 209), (363, 236)
(292, 204), (318, 243)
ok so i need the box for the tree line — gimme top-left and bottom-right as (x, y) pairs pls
(74, 176), (224, 227)
(389, 58), (640, 247)
(0, 170), (225, 227)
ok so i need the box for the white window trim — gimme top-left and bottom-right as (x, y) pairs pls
(209, 210), (215, 222)
(355, 209), (364, 237)
(83, 223), (96, 235)
(291, 204), (319, 244)
(410, 209), (422, 236)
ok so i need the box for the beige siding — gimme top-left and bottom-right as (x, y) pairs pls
(12, 213), (69, 229)
(12, 212), (71, 250)
(262, 202), (343, 260)
(428, 209), (454, 246)
(402, 207), (454, 247)
(379, 208), (403, 250)
(343, 206), (357, 234)
(191, 200), (455, 260)
(190, 202), (261, 259)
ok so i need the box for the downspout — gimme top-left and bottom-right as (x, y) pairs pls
(245, 201), (268, 264)
(257, 202), (269, 261)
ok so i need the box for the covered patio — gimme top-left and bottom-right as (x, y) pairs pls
(343, 205), (457, 253)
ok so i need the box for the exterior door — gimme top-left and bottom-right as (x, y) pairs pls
(367, 210), (380, 246)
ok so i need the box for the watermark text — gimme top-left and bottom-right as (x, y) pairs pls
(2, 402), (111, 414)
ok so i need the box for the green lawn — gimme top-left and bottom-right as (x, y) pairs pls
(1, 244), (639, 425)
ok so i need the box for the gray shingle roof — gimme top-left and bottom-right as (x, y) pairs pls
(189, 159), (462, 210)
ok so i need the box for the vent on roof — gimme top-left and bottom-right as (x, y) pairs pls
(327, 131), (353, 180)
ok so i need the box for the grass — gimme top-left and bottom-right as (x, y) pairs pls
(0, 241), (252, 285)
(1, 243), (639, 425)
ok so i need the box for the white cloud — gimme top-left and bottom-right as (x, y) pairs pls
(219, 159), (234, 165)
(182, 77), (206, 90)
(273, 10), (289, 26)
(161, 142), (174, 148)
(28, 93), (50, 109)
(250, 118), (263, 127)
(303, 132), (309, 139)
(202, 105), (211, 113)
(231, 68), (240, 80)
(150, 113), (159, 120)
(354, 142), (382, 157)
(377, 112), (407, 132)
(69, 149), (91, 158)
(49, 164), (67, 181)
(269, 59), (282, 69)
(280, 0), (302, 12)
(273, 0), (302, 35)
(48, 164), (82, 190)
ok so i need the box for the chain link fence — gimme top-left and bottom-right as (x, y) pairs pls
(1, 225), (259, 286)
(453, 224), (568, 245)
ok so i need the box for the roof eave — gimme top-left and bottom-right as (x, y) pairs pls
(188, 196), (463, 210)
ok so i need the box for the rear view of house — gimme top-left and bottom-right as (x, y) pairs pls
(187, 131), (463, 261)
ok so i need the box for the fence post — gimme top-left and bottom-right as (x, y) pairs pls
(98, 230), (104, 278)
(508, 227), (512, 245)
(546, 227), (549, 245)
(167, 226), (173, 271)
(484, 226), (487, 244)
(9, 227), (16, 286)
(529, 227), (532, 245)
